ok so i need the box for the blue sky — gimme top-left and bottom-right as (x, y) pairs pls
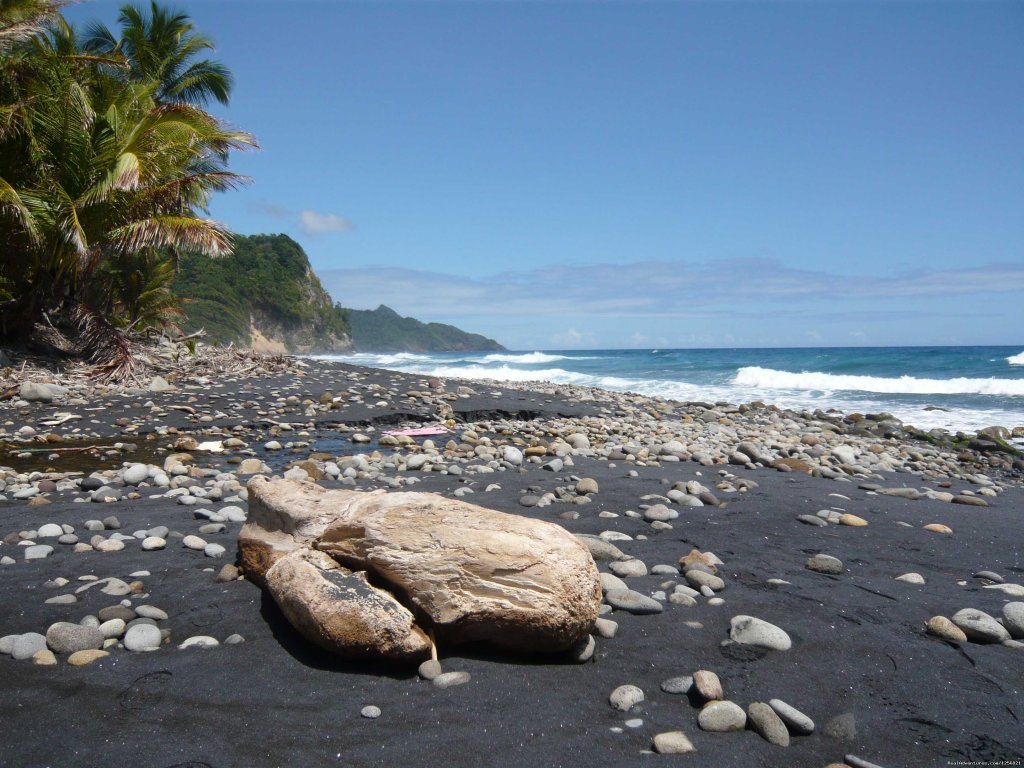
(67, 1), (1023, 350)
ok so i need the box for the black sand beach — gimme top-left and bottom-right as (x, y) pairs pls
(1, 358), (1022, 768)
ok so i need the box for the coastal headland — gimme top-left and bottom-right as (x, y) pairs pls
(1, 349), (1022, 767)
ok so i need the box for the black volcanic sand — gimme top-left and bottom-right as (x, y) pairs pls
(1, 361), (1023, 768)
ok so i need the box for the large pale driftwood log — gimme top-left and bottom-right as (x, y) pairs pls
(240, 477), (601, 657)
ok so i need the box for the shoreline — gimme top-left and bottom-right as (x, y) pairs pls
(1, 352), (1023, 766)
(312, 347), (1024, 440)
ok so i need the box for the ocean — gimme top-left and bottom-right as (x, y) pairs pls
(314, 346), (1024, 436)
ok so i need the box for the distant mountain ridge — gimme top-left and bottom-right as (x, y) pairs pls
(349, 305), (505, 352)
(173, 234), (503, 354)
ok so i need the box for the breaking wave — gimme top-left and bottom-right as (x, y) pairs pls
(479, 352), (575, 364)
(733, 367), (1024, 397)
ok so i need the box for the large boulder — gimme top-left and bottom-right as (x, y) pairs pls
(241, 477), (601, 657)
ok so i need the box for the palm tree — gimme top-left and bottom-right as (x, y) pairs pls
(0, 3), (253, 377)
(83, 1), (232, 106)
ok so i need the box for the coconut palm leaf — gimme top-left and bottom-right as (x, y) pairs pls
(0, 0), (65, 51)
(0, 175), (39, 242)
(110, 214), (233, 256)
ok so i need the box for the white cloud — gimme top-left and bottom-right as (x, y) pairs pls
(298, 210), (354, 235)
(247, 201), (355, 235)
(317, 259), (1024, 321)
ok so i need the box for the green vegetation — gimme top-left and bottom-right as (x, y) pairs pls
(0, 1), (251, 376)
(0, 3), (493, 361)
(173, 234), (351, 351)
(349, 305), (504, 352)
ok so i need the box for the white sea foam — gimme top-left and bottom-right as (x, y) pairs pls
(733, 367), (1024, 397)
(414, 364), (595, 385)
(479, 352), (574, 364)
(1008, 352), (1024, 365)
(309, 353), (1024, 434)
(314, 352), (437, 367)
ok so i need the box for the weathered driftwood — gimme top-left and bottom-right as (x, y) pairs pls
(240, 477), (601, 661)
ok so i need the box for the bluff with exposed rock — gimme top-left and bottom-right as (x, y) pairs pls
(174, 234), (352, 354)
(173, 235), (503, 354)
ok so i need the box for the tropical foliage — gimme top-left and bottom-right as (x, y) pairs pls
(0, 0), (252, 376)
(173, 234), (351, 349)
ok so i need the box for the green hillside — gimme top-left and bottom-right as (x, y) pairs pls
(172, 234), (503, 354)
(349, 305), (505, 352)
(173, 234), (351, 352)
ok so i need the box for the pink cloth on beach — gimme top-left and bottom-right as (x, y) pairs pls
(383, 427), (449, 437)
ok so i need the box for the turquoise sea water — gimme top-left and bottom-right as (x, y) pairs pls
(315, 346), (1024, 435)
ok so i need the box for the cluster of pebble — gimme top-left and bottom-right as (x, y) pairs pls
(612, 675), (823, 750)
(3, 356), (1021, 509)
(927, 601), (1024, 647)
(0, 452), (251, 668)
(2, 509), (241, 564)
(0, 587), (244, 667)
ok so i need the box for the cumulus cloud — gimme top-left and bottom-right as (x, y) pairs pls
(298, 210), (354, 235)
(248, 201), (354, 236)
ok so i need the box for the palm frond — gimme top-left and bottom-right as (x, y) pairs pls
(54, 184), (88, 256)
(73, 301), (139, 382)
(0, 175), (40, 244)
(166, 59), (232, 106)
(79, 150), (140, 205)
(0, 0), (67, 51)
(110, 214), (232, 257)
(80, 19), (117, 55)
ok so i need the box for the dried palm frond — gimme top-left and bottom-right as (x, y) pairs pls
(72, 302), (139, 383)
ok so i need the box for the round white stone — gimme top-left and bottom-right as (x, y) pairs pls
(123, 624), (162, 652)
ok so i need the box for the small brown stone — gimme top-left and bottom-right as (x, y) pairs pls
(692, 670), (724, 701)
(923, 523), (953, 534)
(32, 649), (57, 666)
(927, 615), (967, 644)
(773, 457), (812, 473)
(679, 549), (718, 573)
(68, 649), (109, 666)
(838, 514), (868, 527)
(298, 460), (325, 481)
